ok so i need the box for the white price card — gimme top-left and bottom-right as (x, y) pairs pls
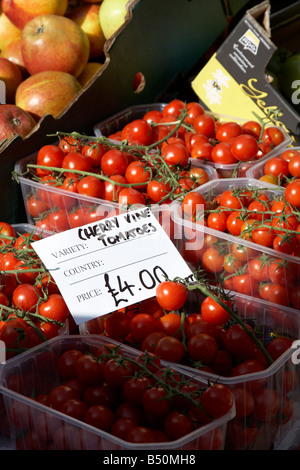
(32, 207), (194, 325)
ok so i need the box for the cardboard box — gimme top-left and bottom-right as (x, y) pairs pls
(192, 0), (300, 142)
(0, 0), (227, 224)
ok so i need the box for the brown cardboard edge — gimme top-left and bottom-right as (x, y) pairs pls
(246, 0), (271, 36)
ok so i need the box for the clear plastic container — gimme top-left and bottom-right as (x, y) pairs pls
(0, 223), (61, 449)
(78, 286), (300, 450)
(170, 177), (300, 311)
(0, 334), (236, 450)
(93, 104), (293, 178)
(246, 147), (300, 182)
(14, 151), (218, 234)
(11, 223), (53, 238)
(178, 288), (300, 450)
(93, 103), (167, 138)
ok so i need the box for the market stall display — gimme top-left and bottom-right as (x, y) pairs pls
(246, 147), (300, 185)
(170, 177), (300, 310)
(79, 279), (300, 450)
(1, 0), (300, 453)
(0, 334), (235, 450)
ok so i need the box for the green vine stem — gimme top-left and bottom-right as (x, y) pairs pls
(175, 274), (274, 366)
(94, 346), (215, 421)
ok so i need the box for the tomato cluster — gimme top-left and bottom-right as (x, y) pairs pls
(0, 222), (76, 358)
(83, 280), (297, 450)
(258, 148), (300, 186)
(19, 99), (286, 233)
(84, 281), (293, 374)
(105, 100), (285, 165)
(178, 183), (300, 308)
(9, 339), (234, 450)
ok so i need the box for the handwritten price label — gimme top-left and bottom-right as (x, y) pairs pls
(32, 207), (193, 325)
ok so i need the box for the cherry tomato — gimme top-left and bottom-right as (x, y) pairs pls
(164, 411), (194, 440)
(84, 404), (114, 431)
(154, 336), (185, 363)
(75, 354), (103, 385)
(60, 398), (87, 421)
(226, 211), (245, 236)
(57, 349), (84, 381)
(100, 149), (128, 176)
(253, 388), (279, 422)
(156, 281), (188, 311)
(223, 324), (256, 358)
(122, 375), (152, 406)
(285, 180), (300, 207)
(12, 284), (41, 313)
(82, 141), (106, 166)
(62, 152), (92, 175)
(230, 134), (259, 161)
(121, 119), (153, 146)
(58, 136), (83, 154)
(83, 383), (118, 409)
(187, 333), (218, 364)
(77, 176), (103, 198)
(103, 174), (127, 202)
(0, 222), (15, 244)
(111, 418), (138, 440)
(104, 311), (131, 340)
(36, 145), (65, 177)
(147, 179), (172, 203)
(193, 114), (215, 137)
(182, 191), (206, 217)
(126, 426), (155, 443)
(201, 247), (224, 273)
(216, 121), (242, 142)
(141, 330), (167, 352)
(38, 294), (69, 323)
(242, 120), (262, 139)
(211, 142), (237, 164)
(247, 257), (269, 282)
(185, 102), (204, 125)
(190, 141), (213, 161)
(118, 187), (146, 206)
(161, 142), (189, 167)
(49, 385), (80, 411)
(200, 296), (231, 326)
(102, 357), (133, 387)
(162, 99), (185, 118)
(129, 313), (161, 344)
(143, 109), (163, 124)
(267, 337), (293, 361)
(142, 386), (170, 417)
(262, 127), (285, 148)
(201, 383), (233, 418)
(124, 161), (151, 189)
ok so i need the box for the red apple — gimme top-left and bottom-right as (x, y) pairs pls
(0, 11), (21, 51)
(0, 104), (36, 143)
(67, 3), (106, 59)
(1, 36), (28, 78)
(1, 0), (68, 30)
(21, 14), (90, 77)
(78, 62), (103, 87)
(15, 70), (82, 120)
(0, 56), (23, 103)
